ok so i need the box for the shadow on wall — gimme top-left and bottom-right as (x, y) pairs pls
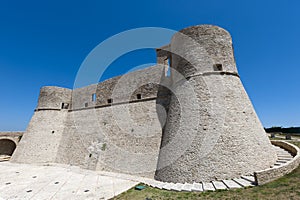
(0, 139), (16, 156)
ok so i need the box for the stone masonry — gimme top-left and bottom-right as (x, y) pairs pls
(11, 25), (277, 183)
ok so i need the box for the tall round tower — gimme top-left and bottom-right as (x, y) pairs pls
(155, 25), (277, 183)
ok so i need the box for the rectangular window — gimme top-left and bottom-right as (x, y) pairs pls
(137, 94), (142, 99)
(92, 93), (96, 102)
(213, 64), (223, 71)
(165, 58), (171, 77)
(61, 103), (69, 109)
(107, 99), (113, 104)
(85, 103), (88, 108)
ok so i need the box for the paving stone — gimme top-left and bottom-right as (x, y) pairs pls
(241, 175), (255, 183)
(202, 182), (215, 191)
(0, 162), (138, 200)
(222, 180), (242, 189)
(181, 183), (193, 192)
(152, 182), (164, 189)
(173, 183), (184, 191)
(191, 182), (203, 192)
(233, 178), (254, 187)
(212, 181), (227, 190)
(162, 183), (173, 190)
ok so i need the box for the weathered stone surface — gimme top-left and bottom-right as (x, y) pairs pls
(0, 162), (138, 199)
(155, 25), (277, 183)
(254, 141), (300, 185)
(241, 175), (255, 183)
(222, 180), (242, 189)
(212, 181), (227, 190)
(181, 183), (193, 191)
(10, 24), (278, 185)
(233, 178), (254, 187)
(191, 182), (203, 192)
(202, 182), (215, 191)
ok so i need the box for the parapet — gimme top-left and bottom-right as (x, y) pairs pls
(72, 65), (165, 110)
(37, 86), (72, 110)
(170, 25), (238, 78)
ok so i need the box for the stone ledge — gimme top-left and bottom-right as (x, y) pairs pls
(254, 141), (300, 185)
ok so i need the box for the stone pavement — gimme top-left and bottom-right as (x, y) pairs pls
(0, 162), (138, 200)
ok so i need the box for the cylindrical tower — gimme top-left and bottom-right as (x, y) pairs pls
(155, 25), (277, 183)
(37, 86), (72, 110)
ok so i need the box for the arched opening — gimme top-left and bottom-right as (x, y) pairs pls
(0, 139), (16, 161)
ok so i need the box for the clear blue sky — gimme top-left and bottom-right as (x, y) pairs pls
(0, 0), (299, 131)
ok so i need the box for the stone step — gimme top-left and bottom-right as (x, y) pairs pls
(212, 181), (227, 190)
(277, 155), (293, 158)
(222, 180), (242, 189)
(233, 178), (254, 187)
(276, 153), (291, 156)
(277, 158), (292, 161)
(270, 165), (280, 168)
(181, 183), (193, 192)
(277, 152), (292, 156)
(191, 182), (203, 192)
(241, 175), (255, 183)
(277, 154), (293, 157)
(202, 182), (215, 191)
(276, 160), (288, 164)
(274, 163), (282, 166)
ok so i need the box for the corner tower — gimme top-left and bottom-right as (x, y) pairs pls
(155, 25), (277, 183)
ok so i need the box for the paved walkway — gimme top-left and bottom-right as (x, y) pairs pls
(0, 162), (138, 200)
(0, 143), (296, 199)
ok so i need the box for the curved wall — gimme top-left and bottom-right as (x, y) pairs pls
(37, 86), (72, 110)
(155, 25), (277, 183)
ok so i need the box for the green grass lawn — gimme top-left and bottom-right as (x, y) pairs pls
(112, 141), (300, 200)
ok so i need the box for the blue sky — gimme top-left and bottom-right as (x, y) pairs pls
(0, 0), (299, 131)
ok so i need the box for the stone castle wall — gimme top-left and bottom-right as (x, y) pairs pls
(11, 25), (277, 182)
(12, 65), (169, 178)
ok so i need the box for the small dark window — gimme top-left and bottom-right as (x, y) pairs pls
(92, 93), (96, 102)
(107, 99), (113, 104)
(61, 103), (69, 109)
(85, 103), (88, 108)
(213, 64), (223, 71)
(137, 94), (142, 100)
(89, 154), (92, 158)
(52, 131), (55, 134)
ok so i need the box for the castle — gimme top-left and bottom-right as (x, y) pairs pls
(9, 25), (281, 184)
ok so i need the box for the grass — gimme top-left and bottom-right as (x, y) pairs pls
(112, 141), (300, 200)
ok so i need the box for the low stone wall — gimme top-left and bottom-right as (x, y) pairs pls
(254, 141), (300, 185)
(0, 132), (24, 144)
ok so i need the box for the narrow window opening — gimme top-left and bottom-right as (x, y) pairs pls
(137, 94), (142, 100)
(213, 64), (223, 71)
(85, 103), (88, 108)
(164, 58), (171, 77)
(52, 131), (55, 134)
(107, 99), (113, 104)
(92, 93), (96, 102)
(61, 103), (69, 109)
(89, 154), (92, 158)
